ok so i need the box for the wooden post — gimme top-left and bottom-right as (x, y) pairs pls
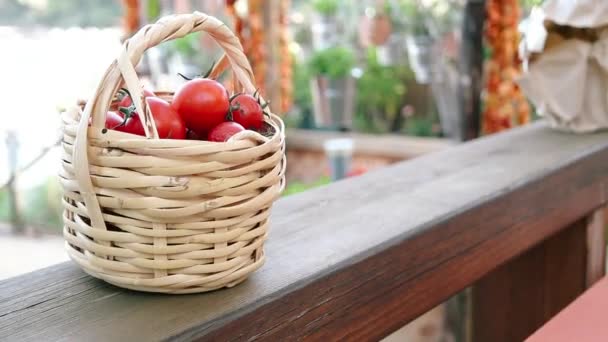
(5, 131), (24, 234)
(584, 208), (606, 287)
(458, 0), (485, 141)
(450, 3), (487, 333)
(472, 208), (607, 342)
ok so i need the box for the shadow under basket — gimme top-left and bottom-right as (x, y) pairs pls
(60, 12), (286, 294)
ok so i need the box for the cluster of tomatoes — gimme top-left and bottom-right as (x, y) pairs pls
(106, 75), (267, 142)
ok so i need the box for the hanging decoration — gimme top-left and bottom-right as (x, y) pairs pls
(122, 0), (140, 41)
(226, 0), (267, 95)
(279, 0), (293, 113)
(226, 0), (292, 114)
(248, 0), (267, 92)
(482, 0), (530, 134)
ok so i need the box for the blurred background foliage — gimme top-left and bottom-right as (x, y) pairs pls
(283, 176), (331, 196)
(0, 0), (121, 27)
(0, 0), (545, 234)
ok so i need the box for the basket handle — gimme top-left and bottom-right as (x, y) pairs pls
(86, 12), (258, 135)
(72, 12), (261, 238)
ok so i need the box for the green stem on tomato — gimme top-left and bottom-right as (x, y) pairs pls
(117, 104), (138, 127)
(178, 60), (219, 81)
(177, 73), (192, 81)
(117, 88), (131, 101)
(229, 92), (242, 102)
(202, 61), (216, 78)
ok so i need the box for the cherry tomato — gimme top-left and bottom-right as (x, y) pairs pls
(208, 122), (245, 142)
(105, 110), (145, 136)
(104, 111), (125, 130)
(171, 78), (230, 135)
(186, 129), (205, 141)
(146, 97), (186, 139)
(106, 98), (186, 139)
(118, 88), (156, 108)
(230, 94), (264, 130)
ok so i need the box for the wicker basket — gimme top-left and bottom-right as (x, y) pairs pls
(60, 12), (285, 294)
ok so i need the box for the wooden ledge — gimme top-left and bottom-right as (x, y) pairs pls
(1, 122), (608, 341)
(286, 128), (453, 159)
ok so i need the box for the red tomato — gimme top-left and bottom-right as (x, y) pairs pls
(146, 97), (186, 139)
(118, 88), (156, 108)
(171, 78), (230, 135)
(208, 122), (245, 142)
(230, 94), (264, 130)
(186, 129), (205, 141)
(105, 110), (145, 136)
(104, 111), (125, 130)
(106, 98), (186, 139)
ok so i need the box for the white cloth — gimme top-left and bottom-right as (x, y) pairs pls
(518, 0), (608, 133)
(543, 0), (608, 28)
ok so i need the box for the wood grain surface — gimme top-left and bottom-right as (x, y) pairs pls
(472, 212), (606, 342)
(1, 122), (607, 341)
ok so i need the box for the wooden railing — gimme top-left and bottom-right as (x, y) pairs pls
(1, 122), (607, 341)
(286, 128), (453, 159)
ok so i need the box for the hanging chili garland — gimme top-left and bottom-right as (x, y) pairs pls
(279, 0), (293, 113)
(226, 0), (267, 94)
(226, 0), (292, 114)
(249, 0), (267, 92)
(122, 0), (140, 41)
(225, 0), (244, 92)
(482, 0), (530, 134)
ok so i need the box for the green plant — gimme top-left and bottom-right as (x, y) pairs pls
(397, 0), (417, 17)
(147, 0), (162, 22)
(288, 56), (314, 128)
(382, 0), (414, 32)
(389, 0), (461, 37)
(404, 115), (437, 137)
(312, 0), (339, 16)
(308, 47), (355, 79)
(168, 32), (201, 59)
(521, 0), (544, 8)
(0, 178), (63, 234)
(164, 32), (218, 74)
(400, 1), (432, 36)
(23, 178), (63, 232)
(0, 189), (10, 222)
(283, 177), (331, 197)
(355, 47), (413, 133)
